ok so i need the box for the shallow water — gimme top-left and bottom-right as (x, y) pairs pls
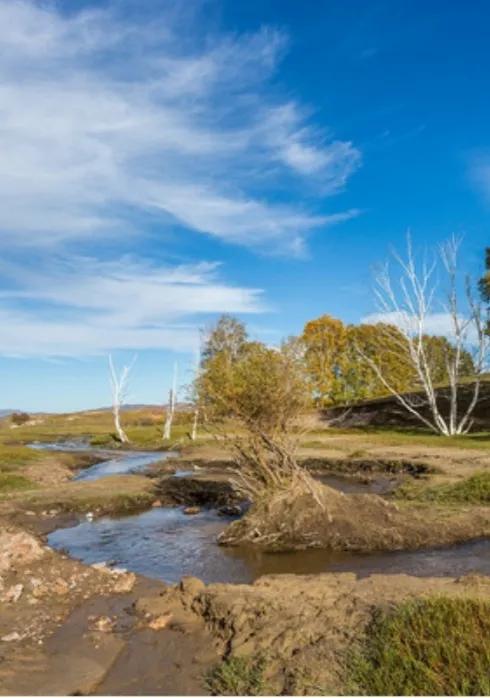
(43, 442), (490, 585)
(30, 441), (176, 481)
(48, 506), (490, 585)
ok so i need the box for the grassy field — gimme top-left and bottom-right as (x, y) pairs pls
(349, 597), (490, 695)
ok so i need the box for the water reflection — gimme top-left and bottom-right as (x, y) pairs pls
(48, 507), (490, 585)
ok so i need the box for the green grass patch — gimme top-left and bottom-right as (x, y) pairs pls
(397, 471), (490, 504)
(0, 444), (43, 468)
(0, 472), (36, 492)
(349, 597), (490, 695)
(206, 656), (269, 696)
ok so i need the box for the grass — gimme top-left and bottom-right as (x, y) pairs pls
(14, 474), (155, 513)
(349, 597), (490, 695)
(397, 471), (490, 504)
(0, 472), (36, 492)
(206, 656), (269, 696)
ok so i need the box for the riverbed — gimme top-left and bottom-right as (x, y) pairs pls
(40, 442), (490, 585)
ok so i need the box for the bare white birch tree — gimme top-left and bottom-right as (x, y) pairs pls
(163, 362), (178, 440)
(108, 354), (136, 443)
(358, 235), (489, 435)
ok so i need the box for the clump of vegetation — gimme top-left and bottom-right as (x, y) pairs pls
(349, 597), (490, 695)
(0, 472), (35, 492)
(397, 472), (490, 504)
(10, 411), (31, 426)
(206, 655), (269, 696)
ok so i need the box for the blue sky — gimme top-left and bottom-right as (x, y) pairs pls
(1, 0), (488, 412)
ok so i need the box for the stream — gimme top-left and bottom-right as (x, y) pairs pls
(40, 442), (490, 585)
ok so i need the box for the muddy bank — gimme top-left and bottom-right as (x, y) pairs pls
(0, 525), (223, 696)
(219, 481), (490, 552)
(134, 571), (490, 694)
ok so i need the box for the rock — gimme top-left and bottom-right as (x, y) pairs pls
(53, 578), (69, 595)
(0, 529), (45, 573)
(91, 561), (110, 573)
(90, 616), (115, 633)
(113, 572), (136, 593)
(86, 512), (94, 521)
(148, 613), (173, 630)
(2, 583), (23, 603)
(1, 632), (22, 642)
(183, 506), (200, 515)
(152, 499), (162, 508)
(218, 504), (242, 517)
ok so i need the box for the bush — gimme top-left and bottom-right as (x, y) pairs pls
(10, 411), (30, 425)
(349, 597), (490, 695)
(206, 656), (269, 696)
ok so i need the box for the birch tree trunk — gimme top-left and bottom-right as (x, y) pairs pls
(358, 235), (489, 436)
(108, 354), (136, 443)
(163, 362), (178, 441)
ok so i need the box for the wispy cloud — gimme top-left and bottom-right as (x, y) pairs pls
(0, 0), (360, 254)
(0, 256), (264, 357)
(362, 311), (479, 344)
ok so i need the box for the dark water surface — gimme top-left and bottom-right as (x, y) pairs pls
(48, 507), (490, 585)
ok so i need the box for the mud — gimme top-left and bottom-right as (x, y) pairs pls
(135, 571), (490, 694)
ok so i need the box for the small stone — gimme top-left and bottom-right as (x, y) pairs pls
(152, 500), (162, 508)
(53, 578), (69, 595)
(148, 613), (173, 631)
(183, 506), (200, 515)
(90, 616), (115, 633)
(1, 632), (22, 642)
(86, 512), (94, 521)
(113, 572), (136, 593)
(3, 583), (23, 603)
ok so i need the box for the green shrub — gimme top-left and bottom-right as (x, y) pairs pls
(349, 597), (490, 695)
(398, 472), (490, 504)
(206, 656), (269, 696)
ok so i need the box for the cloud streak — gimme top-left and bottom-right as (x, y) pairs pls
(0, 256), (264, 357)
(0, 0), (360, 254)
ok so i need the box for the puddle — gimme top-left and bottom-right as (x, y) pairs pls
(48, 507), (490, 585)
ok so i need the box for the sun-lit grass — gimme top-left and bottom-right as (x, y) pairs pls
(0, 472), (36, 492)
(396, 471), (490, 504)
(206, 656), (269, 696)
(349, 597), (490, 695)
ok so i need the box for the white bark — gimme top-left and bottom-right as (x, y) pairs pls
(190, 407), (199, 441)
(108, 354), (136, 443)
(163, 362), (178, 440)
(360, 235), (489, 436)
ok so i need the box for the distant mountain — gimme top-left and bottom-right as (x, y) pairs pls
(0, 409), (16, 417)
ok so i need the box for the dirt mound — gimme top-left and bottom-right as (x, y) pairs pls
(324, 379), (490, 431)
(217, 482), (490, 551)
(157, 476), (243, 509)
(0, 527), (45, 574)
(136, 572), (490, 694)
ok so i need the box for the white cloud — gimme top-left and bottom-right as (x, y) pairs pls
(0, 0), (360, 254)
(362, 311), (479, 343)
(0, 256), (264, 357)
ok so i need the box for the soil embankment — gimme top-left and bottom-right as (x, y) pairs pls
(134, 571), (490, 694)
